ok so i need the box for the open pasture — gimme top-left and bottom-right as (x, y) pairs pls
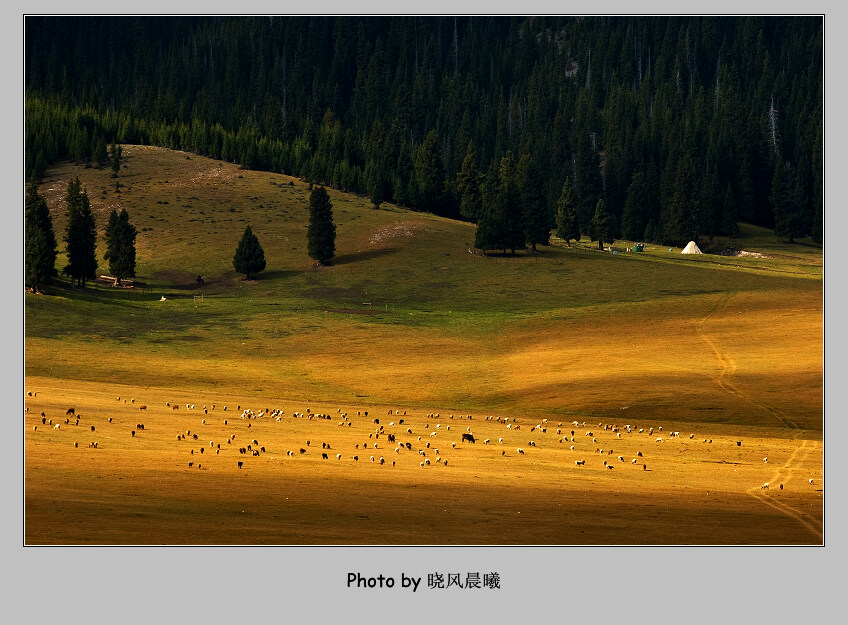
(24, 377), (823, 544)
(24, 147), (823, 544)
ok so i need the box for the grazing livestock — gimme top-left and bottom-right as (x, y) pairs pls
(575, 460), (585, 466)
(517, 448), (524, 454)
(238, 461), (243, 469)
(461, 433), (475, 444)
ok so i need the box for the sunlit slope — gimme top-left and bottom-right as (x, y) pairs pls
(26, 146), (823, 430)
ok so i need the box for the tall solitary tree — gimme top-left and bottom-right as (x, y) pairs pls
(307, 186), (336, 265)
(589, 198), (613, 250)
(62, 177), (97, 287)
(25, 180), (58, 292)
(555, 176), (580, 246)
(104, 208), (138, 283)
(233, 225), (266, 279)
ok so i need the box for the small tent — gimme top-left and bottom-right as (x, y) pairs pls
(681, 241), (702, 254)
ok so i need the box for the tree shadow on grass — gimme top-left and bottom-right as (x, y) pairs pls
(331, 247), (399, 266)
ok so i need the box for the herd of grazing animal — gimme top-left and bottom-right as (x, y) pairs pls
(24, 391), (817, 491)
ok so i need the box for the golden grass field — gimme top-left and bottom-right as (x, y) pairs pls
(24, 146), (823, 544)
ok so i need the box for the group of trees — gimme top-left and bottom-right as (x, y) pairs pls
(26, 17), (822, 251)
(26, 176), (336, 290)
(24, 175), (137, 292)
(233, 186), (337, 279)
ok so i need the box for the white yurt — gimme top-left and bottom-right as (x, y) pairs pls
(681, 241), (702, 254)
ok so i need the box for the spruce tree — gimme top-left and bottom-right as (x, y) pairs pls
(589, 199), (613, 250)
(307, 186), (336, 265)
(621, 171), (650, 242)
(414, 130), (446, 214)
(365, 160), (385, 209)
(232, 225), (266, 279)
(555, 176), (580, 246)
(661, 152), (700, 247)
(721, 184), (739, 238)
(104, 208), (138, 282)
(518, 154), (550, 252)
(474, 153), (523, 255)
(771, 159), (805, 243)
(25, 180), (58, 292)
(456, 141), (483, 222)
(62, 177), (97, 287)
(573, 132), (604, 234)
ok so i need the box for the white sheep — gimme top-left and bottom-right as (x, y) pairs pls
(517, 448), (524, 454)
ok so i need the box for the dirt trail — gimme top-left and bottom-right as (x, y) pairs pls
(697, 293), (800, 429)
(699, 294), (821, 541)
(746, 436), (823, 542)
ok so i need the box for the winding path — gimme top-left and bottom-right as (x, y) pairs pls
(699, 293), (822, 542)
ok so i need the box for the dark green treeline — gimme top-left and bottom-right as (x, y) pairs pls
(25, 16), (823, 245)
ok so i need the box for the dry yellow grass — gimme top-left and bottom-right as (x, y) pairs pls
(25, 376), (822, 545)
(24, 147), (823, 544)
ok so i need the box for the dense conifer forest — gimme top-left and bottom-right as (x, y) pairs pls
(25, 16), (823, 246)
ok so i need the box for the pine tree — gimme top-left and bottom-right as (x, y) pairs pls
(721, 183), (739, 238)
(771, 158), (805, 243)
(474, 153), (523, 255)
(307, 186), (336, 265)
(25, 180), (58, 292)
(621, 171), (651, 242)
(94, 137), (108, 168)
(573, 131), (604, 234)
(62, 177), (97, 287)
(661, 152), (700, 247)
(104, 208), (138, 282)
(232, 225), (266, 279)
(414, 130), (446, 214)
(555, 176), (581, 246)
(589, 198), (613, 250)
(365, 160), (385, 209)
(518, 154), (550, 252)
(456, 140), (483, 222)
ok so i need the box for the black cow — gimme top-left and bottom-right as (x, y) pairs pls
(462, 433), (475, 444)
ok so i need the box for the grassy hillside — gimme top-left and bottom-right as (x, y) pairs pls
(26, 146), (823, 430)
